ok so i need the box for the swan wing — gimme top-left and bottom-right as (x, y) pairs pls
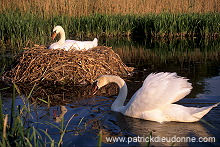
(48, 42), (58, 49)
(65, 40), (77, 43)
(62, 40), (78, 50)
(126, 72), (192, 112)
(69, 39), (98, 50)
(141, 103), (219, 122)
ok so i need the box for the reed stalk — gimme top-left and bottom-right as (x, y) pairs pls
(0, 12), (219, 52)
(0, 84), (75, 146)
(3, 114), (8, 139)
(1, 0), (219, 16)
(0, 94), (3, 131)
(98, 130), (102, 147)
(9, 84), (15, 128)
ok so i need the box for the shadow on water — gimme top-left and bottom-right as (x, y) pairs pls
(0, 37), (220, 146)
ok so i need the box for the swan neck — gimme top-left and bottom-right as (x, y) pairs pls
(58, 29), (66, 44)
(111, 77), (128, 112)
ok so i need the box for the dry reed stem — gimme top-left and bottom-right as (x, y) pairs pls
(1, 0), (219, 16)
(3, 114), (8, 138)
(2, 46), (133, 87)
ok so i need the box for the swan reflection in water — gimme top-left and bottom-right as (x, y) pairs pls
(112, 112), (216, 146)
(52, 104), (217, 146)
(53, 106), (68, 123)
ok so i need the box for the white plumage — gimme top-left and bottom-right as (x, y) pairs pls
(94, 72), (219, 122)
(49, 26), (98, 51)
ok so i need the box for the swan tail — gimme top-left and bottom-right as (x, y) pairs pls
(93, 38), (98, 42)
(192, 102), (220, 121)
(92, 38), (98, 47)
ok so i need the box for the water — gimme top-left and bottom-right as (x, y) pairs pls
(1, 37), (220, 146)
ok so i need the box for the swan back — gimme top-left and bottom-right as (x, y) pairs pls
(71, 38), (98, 50)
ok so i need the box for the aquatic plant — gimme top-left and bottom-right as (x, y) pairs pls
(0, 11), (220, 51)
(0, 84), (74, 147)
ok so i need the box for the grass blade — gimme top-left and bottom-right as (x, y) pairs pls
(97, 130), (102, 147)
(3, 114), (8, 139)
(0, 94), (3, 131)
(10, 83), (16, 128)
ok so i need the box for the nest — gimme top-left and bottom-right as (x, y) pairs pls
(2, 46), (133, 87)
(16, 83), (119, 106)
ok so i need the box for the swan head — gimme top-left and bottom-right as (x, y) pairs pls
(93, 75), (127, 113)
(51, 26), (64, 40)
(93, 75), (119, 95)
(92, 75), (109, 94)
(92, 75), (125, 95)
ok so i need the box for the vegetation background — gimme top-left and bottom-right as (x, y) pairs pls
(0, 1), (220, 146)
(0, 0), (220, 66)
(1, 0), (220, 16)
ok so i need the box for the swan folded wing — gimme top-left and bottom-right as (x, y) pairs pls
(72, 40), (98, 50)
(126, 72), (192, 112)
(49, 40), (77, 50)
(62, 40), (78, 50)
(72, 41), (89, 50)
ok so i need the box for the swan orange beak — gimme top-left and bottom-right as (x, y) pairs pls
(92, 81), (99, 95)
(51, 32), (57, 40)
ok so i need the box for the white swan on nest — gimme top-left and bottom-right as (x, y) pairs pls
(93, 72), (219, 122)
(48, 26), (98, 51)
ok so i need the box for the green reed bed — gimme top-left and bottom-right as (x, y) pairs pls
(0, 11), (220, 50)
(0, 84), (76, 147)
(0, 83), (104, 147)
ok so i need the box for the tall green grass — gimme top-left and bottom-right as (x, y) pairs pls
(0, 11), (220, 50)
(0, 84), (74, 147)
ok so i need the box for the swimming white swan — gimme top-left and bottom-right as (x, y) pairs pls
(49, 26), (98, 50)
(94, 72), (219, 122)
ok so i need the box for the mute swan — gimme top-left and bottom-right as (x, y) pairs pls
(49, 26), (98, 50)
(93, 72), (219, 122)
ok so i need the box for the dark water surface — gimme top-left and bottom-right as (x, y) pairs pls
(1, 38), (220, 146)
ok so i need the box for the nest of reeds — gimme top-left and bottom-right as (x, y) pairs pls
(2, 45), (133, 87)
(16, 83), (119, 106)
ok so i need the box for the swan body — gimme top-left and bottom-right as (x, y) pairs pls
(49, 26), (98, 50)
(70, 38), (98, 50)
(94, 73), (219, 122)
